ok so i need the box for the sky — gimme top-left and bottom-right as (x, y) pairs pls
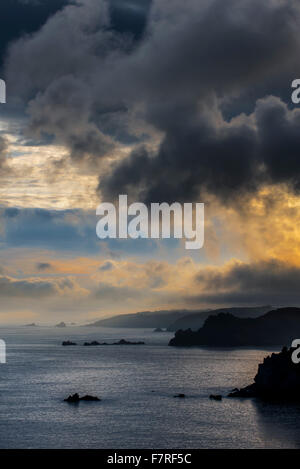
(1, 0), (300, 324)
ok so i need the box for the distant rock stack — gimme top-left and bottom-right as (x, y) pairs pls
(56, 321), (66, 328)
(228, 346), (300, 400)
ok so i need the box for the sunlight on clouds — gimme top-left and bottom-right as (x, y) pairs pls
(0, 131), (99, 209)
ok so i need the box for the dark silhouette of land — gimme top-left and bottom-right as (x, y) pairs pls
(169, 307), (300, 347)
(55, 321), (66, 328)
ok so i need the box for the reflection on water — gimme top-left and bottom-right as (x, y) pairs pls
(0, 327), (298, 448)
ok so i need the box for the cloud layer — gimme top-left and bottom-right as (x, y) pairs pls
(2, 0), (300, 321)
(4, 0), (300, 204)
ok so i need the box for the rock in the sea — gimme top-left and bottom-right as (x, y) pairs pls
(114, 339), (144, 345)
(209, 394), (222, 401)
(56, 321), (66, 328)
(228, 346), (300, 400)
(154, 328), (164, 332)
(62, 341), (77, 346)
(80, 395), (101, 401)
(174, 393), (186, 398)
(64, 393), (101, 402)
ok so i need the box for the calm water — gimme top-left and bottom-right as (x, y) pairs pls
(0, 326), (299, 449)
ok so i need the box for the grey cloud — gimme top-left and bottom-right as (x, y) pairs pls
(93, 281), (143, 300)
(36, 262), (52, 270)
(5, 0), (300, 200)
(188, 260), (300, 306)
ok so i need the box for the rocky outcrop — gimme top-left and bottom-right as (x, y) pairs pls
(169, 308), (300, 347)
(64, 393), (101, 402)
(228, 346), (300, 400)
(62, 341), (77, 346)
(209, 394), (222, 401)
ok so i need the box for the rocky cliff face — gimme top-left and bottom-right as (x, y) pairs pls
(229, 346), (300, 400)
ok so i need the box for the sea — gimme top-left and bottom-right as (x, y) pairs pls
(0, 326), (299, 449)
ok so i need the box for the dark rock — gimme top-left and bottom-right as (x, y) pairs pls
(174, 393), (186, 398)
(209, 394), (222, 401)
(64, 393), (101, 402)
(64, 393), (80, 403)
(154, 328), (164, 332)
(228, 346), (300, 400)
(228, 384), (257, 398)
(80, 395), (101, 401)
(62, 341), (77, 346)
(83, 339), (144, 346)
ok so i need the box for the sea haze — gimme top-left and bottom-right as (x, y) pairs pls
(0, 327), (299, 449)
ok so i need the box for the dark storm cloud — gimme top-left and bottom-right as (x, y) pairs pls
(0, 0), (69, 70)
(188, 260), (300, 306)
(102, 97), (300, 203)
(4, 0), (300, 200)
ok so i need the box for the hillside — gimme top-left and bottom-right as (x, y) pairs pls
(87, 309), (204, 329)
(167, 305), (272, 331)
(169, 307), (300, 347)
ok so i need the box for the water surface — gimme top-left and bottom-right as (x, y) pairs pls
(0, 326), (298, 448)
